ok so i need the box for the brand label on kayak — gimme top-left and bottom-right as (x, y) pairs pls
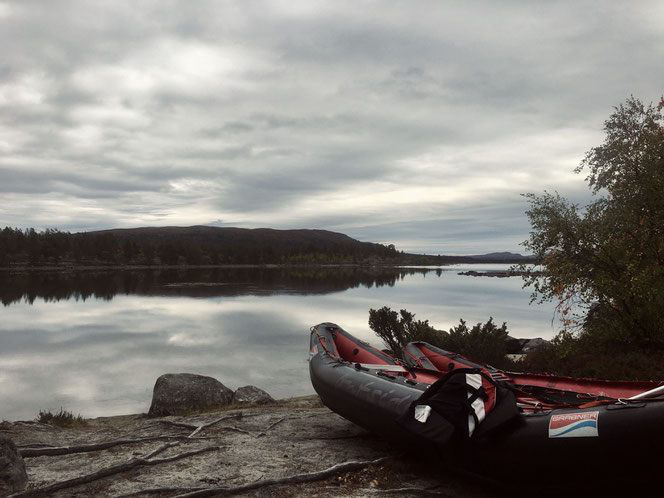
(548, 411), (599, 438)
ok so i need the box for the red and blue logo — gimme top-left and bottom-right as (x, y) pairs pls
(548, 411), (599, 438)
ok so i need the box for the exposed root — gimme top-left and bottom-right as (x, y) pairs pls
(264, 416), (287, 431)
(10, 446), (221, 497)
(19, 436), (209, 458)
(362, 486), (450, 496)
(117, 487), (204, 497)
(159, 413), (244, 437)
(172, 455), (396, 497)
(142, 441), (179, 460)
(297, 433), (374, 441)
(213, 425), (254, 436)
(159, 420), (200, 431)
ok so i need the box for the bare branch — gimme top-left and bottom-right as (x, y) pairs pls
(142, 441), (179, 460)
(117, 487), (205, 497)
(19, 435), (216, 457)
(158, 413), (245, 437)
(361, 486), (450, 496)
(10, 446), (221, 497)
(264, 416), (287, 431)
(172, 455), (396, 497)
(296, 433), (373, 441)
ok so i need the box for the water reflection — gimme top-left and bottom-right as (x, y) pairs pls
(0, 266), (555, 420)
(0, 267), (435, 305)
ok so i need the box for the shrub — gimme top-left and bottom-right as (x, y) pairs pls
(38, 408), (87, 427)
(368, 306), (444, 358)
(521, 331), (664, 380)
(368, 306), (514, 367)
(441, 318), (512, 368)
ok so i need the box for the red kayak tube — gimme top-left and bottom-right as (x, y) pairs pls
(402, 341), (663, 409)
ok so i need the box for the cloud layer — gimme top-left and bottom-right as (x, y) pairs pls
(1, 1), (663, 253)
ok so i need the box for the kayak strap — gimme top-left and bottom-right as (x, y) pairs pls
(397, 368), (519, 447)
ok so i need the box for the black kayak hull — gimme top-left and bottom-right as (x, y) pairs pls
(310, 349), (421, 445)
(309, 323), (664, 486)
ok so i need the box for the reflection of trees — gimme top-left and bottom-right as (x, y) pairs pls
(1, 267), (440, 306)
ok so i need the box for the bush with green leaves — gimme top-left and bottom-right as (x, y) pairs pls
(520, 97), (664, 350)
(368, 306), (443, 357)
(368, 306), (513, 368)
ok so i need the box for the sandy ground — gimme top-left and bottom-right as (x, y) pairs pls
(1, 396), (495, 497)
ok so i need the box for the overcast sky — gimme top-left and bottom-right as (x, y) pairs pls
(1, 1), (663, 254)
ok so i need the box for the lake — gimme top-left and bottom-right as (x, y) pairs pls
(0, 265), (556, 420)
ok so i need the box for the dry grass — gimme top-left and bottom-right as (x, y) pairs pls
(38, 408), (87, 427)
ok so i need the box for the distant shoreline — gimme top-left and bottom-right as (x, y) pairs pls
(0, 263), (435, 273)
(0, 260), (535, 273)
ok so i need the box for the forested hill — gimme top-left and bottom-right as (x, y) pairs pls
(97, 226), (396, 264)
(0, 226), (534, 267)
(0, 226), (397, 267)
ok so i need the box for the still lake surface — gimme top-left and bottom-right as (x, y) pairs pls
(0, 265), (556, 420)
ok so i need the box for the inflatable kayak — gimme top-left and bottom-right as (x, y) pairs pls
(309, 322), (664, 487)
(403, 341), (661, 402)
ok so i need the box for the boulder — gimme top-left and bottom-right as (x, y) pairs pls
(148, 373), (234, 417)
(233, 385), (275, 405)
(0, 435), (27, 494)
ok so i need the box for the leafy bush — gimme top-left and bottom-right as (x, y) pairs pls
(521, 331), (664, 381)
(442, 318), (511, 368)
(368, 306), (444, 358)
(369, 306), (664, 380)
(368, 306), (513, 368)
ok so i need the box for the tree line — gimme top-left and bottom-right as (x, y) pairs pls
(0, 226), (402, 267)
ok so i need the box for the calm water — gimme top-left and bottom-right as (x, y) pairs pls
(0, 265), (555, 420)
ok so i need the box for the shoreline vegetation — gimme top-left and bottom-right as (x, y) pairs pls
(368, 306), (664, 382)
(1, 261), (525, 270)
(0, 225), (535, 270)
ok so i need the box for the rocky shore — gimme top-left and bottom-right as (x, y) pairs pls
(0, 375), (492, 497)
(457, 270), (542, 278)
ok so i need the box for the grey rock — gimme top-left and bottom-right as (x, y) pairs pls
(233, 385), (275, 405)
(148, 373), (234, 417)
(0, 435), (27, 494)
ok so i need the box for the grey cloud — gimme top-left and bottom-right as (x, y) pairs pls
(1, 1), (663, 251)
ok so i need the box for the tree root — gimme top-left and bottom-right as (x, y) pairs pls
(361, 486), (450, 496)
(118, 487), (205, 497)
(19, 435), (213, 458)
(264, 416), (287, 431)
(10, 445), (221, 497)
(297, 433), (374, 441)
(142, 441), (179, 460)
(212, 425), (255, 436)
(171, 455), (396, 497)
(159, 413), (243, 437)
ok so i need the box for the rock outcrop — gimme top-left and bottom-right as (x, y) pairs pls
(0, 395), (490, 497)
(148, 373), (233, 416)
(0, 434), (28, 494)
(232, 385), (275, 405)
